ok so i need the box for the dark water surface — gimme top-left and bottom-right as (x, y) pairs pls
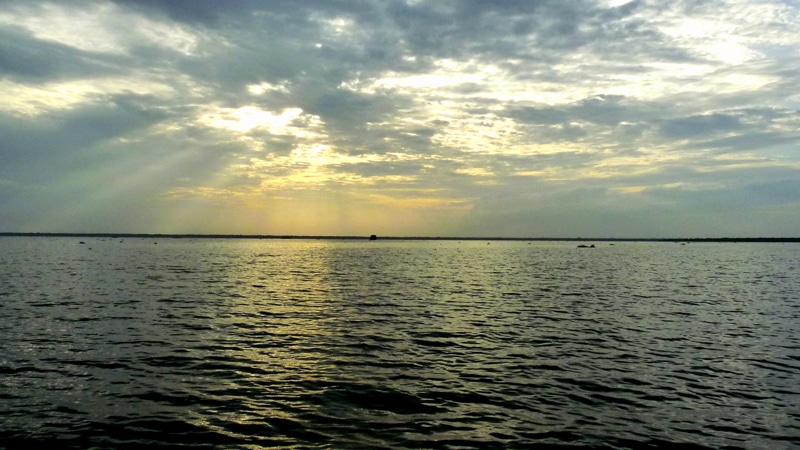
(1, 237), (799, 449)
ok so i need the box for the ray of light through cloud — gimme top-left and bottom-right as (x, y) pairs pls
(1, 0), (799, 237)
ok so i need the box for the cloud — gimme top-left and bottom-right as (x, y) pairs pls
(331, 160), (425, 178)
(661, 113), (743, 139)
(0, 26), (116, 82)
(111, 0), (254, 25)
(1, 0), (799, 236)
(0, 94), (169, 175)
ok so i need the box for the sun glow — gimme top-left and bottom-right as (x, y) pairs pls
(201, 106), (318, 135)
(247, 82), (290, 95)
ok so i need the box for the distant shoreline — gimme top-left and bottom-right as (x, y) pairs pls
(1, 232), (799, 243)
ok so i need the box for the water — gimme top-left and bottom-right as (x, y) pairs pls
(1, 237), (799, 449)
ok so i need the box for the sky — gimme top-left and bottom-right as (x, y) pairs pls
(1, 0), (799, 238)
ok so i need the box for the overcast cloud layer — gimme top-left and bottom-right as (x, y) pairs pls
(1, 0), (799, 237)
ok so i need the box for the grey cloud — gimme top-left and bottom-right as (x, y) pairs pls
(507, 95), (655, 129)
(305, 89), (397, 127)
(112, 0), (258, 25)
(2, 0), (799, 236)
(704, 132), (800, 153)
(661, 114), (743, 139)
(507, 106), (569, 126)
(455, 183), (638, 238)
(0, 26), (120, 82)
(457, 162), (800, 238)
(0, 94), (169, 181)
(641, 170), (800, 212)
(572, 95), (634, 126)
(292, 88), (421, 155)
(331, 161), (424, 177)
(494, 151), (586, 168)
(245, 132), (298, 157)
(380, 0), (646, 65)
(747, 178), (800, 204)
(115, 0), (381, 26)
(737, 107), (798, 123)
(122, 0), (690, 144)
(658, 108), (800, 152)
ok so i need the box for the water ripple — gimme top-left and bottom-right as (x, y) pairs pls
(1, 238), (799, 449)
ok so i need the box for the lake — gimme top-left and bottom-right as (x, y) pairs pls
(1, 237), (798, 449)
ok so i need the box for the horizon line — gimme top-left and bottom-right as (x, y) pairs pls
(1, 232), (799, 243)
